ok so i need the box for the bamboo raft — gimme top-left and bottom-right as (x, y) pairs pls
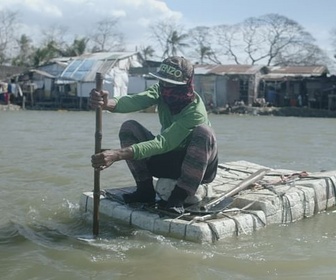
(80, 160), (336, 243)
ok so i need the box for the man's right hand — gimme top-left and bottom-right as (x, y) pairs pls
(91, 149), (116, 170)
(91, 147), (134, 170)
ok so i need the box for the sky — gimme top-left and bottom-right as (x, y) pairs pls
(1, 0), (336, 55)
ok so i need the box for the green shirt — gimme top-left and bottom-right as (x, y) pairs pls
(113, 83), (210, 160)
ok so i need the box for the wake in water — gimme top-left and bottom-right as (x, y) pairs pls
(0, 200), (180, 257)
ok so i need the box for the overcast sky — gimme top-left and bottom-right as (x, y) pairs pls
(1, 0), (336, 54)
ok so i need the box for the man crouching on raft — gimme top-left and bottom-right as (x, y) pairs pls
(89, 56), (218, 214)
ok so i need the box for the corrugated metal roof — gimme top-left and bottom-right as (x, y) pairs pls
(194, 64), (267, 75)
(58, 52), (141, 82)
(30, 69), (55, 79)
(194, 64), (329, 79)
(0, 65), (26, 80)
(79, 51), (138, 61)
(268, 65), (328, 75)
(262, 65), (329, 79)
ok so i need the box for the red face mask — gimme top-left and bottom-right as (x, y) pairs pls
(159, 79), (195, 114)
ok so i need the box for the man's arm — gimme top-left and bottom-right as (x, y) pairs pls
(89, 88), (134, 170)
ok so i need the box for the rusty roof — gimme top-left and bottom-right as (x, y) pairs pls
(194, 64), (268, 75)
(263, 65), (329, 79)
(194, 64), (329, 78)
(0, 65), (27, 81)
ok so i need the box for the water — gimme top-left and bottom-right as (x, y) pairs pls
(1, 110), (336, 280)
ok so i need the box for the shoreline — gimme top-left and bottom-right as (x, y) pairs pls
(2, 103), (336, 118)
(211, 105), (336, 118)
(0, 104), (21, 111)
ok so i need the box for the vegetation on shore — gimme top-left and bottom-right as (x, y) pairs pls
(1, 9), (335, 70)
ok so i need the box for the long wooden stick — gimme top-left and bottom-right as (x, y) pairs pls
(93, 72), (103, 236)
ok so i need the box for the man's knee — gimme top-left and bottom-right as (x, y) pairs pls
(119, 120), (139, 135)
(120, 119), (138, 131)
(190, 124), (217, 153)
(192, 124), (215, 138)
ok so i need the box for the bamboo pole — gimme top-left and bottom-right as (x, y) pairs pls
(93, 72), (103, 236)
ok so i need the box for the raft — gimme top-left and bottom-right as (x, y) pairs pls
(79, 161), (336, 243)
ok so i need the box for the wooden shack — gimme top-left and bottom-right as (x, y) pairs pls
(193, 64), (269, 108)
(259, 65), (330, 108)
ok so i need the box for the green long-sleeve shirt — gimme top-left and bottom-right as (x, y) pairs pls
(112, 83), (210, 160)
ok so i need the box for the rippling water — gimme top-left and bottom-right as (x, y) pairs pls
(1, 110), (335, 280)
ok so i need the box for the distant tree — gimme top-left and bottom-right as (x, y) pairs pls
(32, 41), (60, 67)
(29, 24), (70, 66)
(212, 24), (242, 64)
(40, 24), (69, 53)
(32, 25), (90, 65)
(273, 40), (329, 66)
(213, 13), (327, 66)
(188, 26), (221, 64)
(149, 19), (189, 58)
(32, 47), (49, 67)
(12, 34), (35, 66)
(140, 45), (155, 60)
(89, 17), (125, 52)
(331, 28), (336, 59)
(0, 9), (19, 64)
(167, 30), (189, 57)
(62, 37), (89, 57)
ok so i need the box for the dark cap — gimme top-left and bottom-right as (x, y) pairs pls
(149, 56), (194, 85)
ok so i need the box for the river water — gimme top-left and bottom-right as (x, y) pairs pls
(0, 110), (335, 280)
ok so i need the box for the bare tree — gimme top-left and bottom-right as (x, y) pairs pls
(90, 17), (124, 52)
(273, 40), (329, 66)
(40, 24), (69, 52)
(214, 14), (327, 66)
(213, 24), (242, 64)
(0, 9), (19, 64)
(188, 26), (221, 64)
(29, 25), (69, 66)
(149, 19), (189, 58)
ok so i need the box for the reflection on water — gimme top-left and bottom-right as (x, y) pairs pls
(0, 110), (336, 280)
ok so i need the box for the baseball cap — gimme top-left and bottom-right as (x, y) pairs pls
(149, 56), (194, 85)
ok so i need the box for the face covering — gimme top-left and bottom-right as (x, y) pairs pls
(159, 79), (195, 114)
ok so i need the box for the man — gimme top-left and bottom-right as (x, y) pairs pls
(90, 56), (218, 213)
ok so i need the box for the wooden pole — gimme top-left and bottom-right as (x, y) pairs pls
(200, 168), (270, 211)
(93, 72), (103, 236)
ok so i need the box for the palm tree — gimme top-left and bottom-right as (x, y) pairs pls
(140, 45), (155, 60)
(163, 30), (189, 58)
(32, 41), (59, 67)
